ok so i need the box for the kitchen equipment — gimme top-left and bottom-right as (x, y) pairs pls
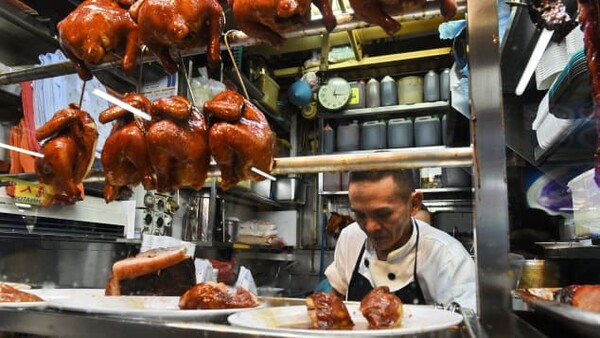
(336, 120), (360, 151)
(224, 217), (239, 243)
(322, 124), (335, 154)
(256, 287), (285, 297)
(567, 168), (600, 238)
(322, 172), (341, 191)
(414, 116), (442, 146)
(441, 167), (471, 187)
(387, 118), (414, 148)
(288, 79), (312, 107)
(183, 192), (221, 243)
(251, 180), (272, 199)
(440, 68), (451, 101)
(253, 72), (280, 114)
(346, 80), (366, 109)
(397, 76), (424, 105)
(380, 75), (398, 106)
(366, 78), (380, 108)
(273, 177), (306, 204)
(360, 120), (386, 150)
(519, 259), (562, 288)
(423, 70), (440, 102)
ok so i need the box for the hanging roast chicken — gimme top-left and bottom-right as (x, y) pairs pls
(204, 90), (275, 190)
(57, 0), (141, 81)
(228, 0), (337, 47)
(146, 96), (210, 193)
(35, 104), (99, 205)
(128, 0), (224, 74)
(99, 93), (156, 203)
(348, 0), (457, 36)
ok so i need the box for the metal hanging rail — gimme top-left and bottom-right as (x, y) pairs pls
(0, 0), (466, 86)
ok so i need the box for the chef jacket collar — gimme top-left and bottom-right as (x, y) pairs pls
(365, 218), (417, 262)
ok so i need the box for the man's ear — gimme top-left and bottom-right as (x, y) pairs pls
(409, 191), (424, 216)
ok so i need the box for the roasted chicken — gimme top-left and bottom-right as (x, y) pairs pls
(35, 103), (99, 205)
(554, 284), (600, 313)
(348, 0), (457, 36)
(326, 212), (354, 236)
(227, 0), (313, 47)
(57, 0), (140, 81)
(146, 96), (210, 192)
(129, 0), (224, 73)
(360, 286), (403, 328)
(179, 282), (259, 309)
(99, 93), (155, 203)
(204, 90), (275, 190)
(306, 292), (354, 329)
(0, 283), (43, 303)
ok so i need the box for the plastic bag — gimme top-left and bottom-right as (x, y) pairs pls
(194, 258), (215, 283)
(234, 266), (257, 295)
(191, 67), (227, 109)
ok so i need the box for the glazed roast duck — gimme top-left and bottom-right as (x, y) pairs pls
(99, 93), (156, 202)
(146, 95), (211, 193)
(203, 90), (275, 190)
(57, 0), (140, 81)
(228, 0), (337, 47)
(349, 0), (458, 36)
(35, 103), (99, 205)
(129, 0), (224, 73)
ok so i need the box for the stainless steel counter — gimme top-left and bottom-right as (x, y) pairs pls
(0, 306), (546, 338)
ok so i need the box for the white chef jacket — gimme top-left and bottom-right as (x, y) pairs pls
(324, 219), (476, 310)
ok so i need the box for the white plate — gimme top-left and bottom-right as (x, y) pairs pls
(0, 301), (47, 309)
(228, 304), (463, 336)
(48, 295), (262, 320)
(28, 288), (105, 300)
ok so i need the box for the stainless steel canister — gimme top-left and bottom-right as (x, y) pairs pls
(183, 192), (212, 242)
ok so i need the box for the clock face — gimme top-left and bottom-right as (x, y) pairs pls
(317, 77), (351, 112)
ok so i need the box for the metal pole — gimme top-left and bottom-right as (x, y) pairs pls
(467, 0), (513, 336)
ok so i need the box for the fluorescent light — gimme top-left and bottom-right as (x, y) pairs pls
(0, 142), (43, 158)
(92, 89), (152, 121)
(515, 28), (554, 96)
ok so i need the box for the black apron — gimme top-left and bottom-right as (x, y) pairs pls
(347, 218), (426, 304)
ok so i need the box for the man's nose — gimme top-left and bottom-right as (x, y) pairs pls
(363, 217), (381, 233)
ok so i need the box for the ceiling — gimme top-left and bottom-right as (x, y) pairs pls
(0, 0), (455, 93)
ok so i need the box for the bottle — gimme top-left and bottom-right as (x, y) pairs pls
(361, 120), (386, 150)
(322, 123), (335, 154)
(346, 80), (366, 109)
(366, 78), (380, 108)
(440, 68), (451, 101)
(380, 76), (398, 106)
(423, 70), (440, 102)
(388, 118), (414, 148)
(414, 115), (442, 147)
(397, 76), (423, 105)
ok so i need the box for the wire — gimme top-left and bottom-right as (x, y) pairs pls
(224, 30), (249, 100)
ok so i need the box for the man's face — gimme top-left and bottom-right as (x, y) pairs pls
(348, 176), (420, 259)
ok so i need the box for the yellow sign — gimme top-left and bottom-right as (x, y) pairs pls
(0, 178), (54, 207)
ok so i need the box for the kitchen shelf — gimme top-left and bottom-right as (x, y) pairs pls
(320, 100), (449, 119)
(319, 187), (472, 196)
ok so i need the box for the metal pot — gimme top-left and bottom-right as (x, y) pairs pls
(519, 259), (562, 288)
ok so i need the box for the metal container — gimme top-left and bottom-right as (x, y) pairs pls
(273, 177), (307, 204)
(183, 192), (225, 243)
(519, 260), (562, 288)
(397, 76), (423, 105)
(251, 180), (272, 199)
(224, 217), (239, 243)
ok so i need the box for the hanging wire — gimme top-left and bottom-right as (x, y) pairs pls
(224, 30), (249, 100)
(78, 81), (87, 108)
(177, 52), (197, 107)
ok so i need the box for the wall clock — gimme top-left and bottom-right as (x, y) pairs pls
(317, 77), (351, 112)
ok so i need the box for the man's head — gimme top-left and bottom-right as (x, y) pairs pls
(348, 170), (423, 260)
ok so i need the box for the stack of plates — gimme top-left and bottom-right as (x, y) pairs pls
(548, 49), (592, 119)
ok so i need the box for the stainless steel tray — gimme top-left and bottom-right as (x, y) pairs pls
(515, 288), (600, 337)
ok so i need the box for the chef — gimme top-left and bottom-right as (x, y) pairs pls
(324, 169), (476, 310)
